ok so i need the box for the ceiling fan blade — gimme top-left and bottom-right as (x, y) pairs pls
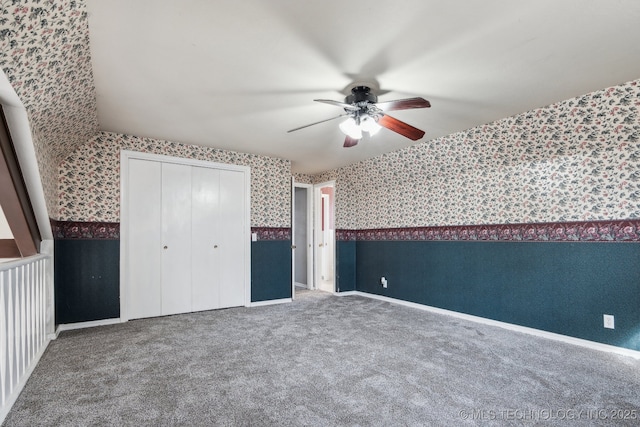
(343, 136), (360, 148)
(314, 99), (360, 111)
(378, 114), (425, 141)
(376, 97), (431, 111)
(287, 114), (347, 133)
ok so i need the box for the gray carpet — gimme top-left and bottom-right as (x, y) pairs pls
(4, 292), (640, 426)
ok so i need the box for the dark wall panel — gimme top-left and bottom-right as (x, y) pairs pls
(336, 241), (356, 292)
(356, 240), (640, 351)
(55, 236), (293, 323)
(54, 239), (120, 324)
(251, 240), (292, 302)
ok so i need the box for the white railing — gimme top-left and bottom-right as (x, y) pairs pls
(0, 253), (52, 422)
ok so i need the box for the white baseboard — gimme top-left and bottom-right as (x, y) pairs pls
(294, 282), (308, 289)
(0, 337), (51, 424)
(334, 291), (357, 297)
(56, 318), (122, 334)
(350, 291), (640, 360)
(250, 298), (292, 307)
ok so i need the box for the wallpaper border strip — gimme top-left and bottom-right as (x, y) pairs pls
(336, 220), (640, 242)
(251, 227), (292, 241)
(49, 219), (640, 242)
(50, 220), (292, 241)
(51, 219), (120, 240)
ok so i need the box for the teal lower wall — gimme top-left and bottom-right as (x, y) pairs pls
(54, 232), (292, 323)
(355, 240), (640, 351)
(51, 220), (640, 352)
(55, 239), (120, 324)
(336, 241), (356, 292)
(251, 240), (292, 302)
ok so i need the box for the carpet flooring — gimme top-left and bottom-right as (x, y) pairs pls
(3, 291), (640, 426)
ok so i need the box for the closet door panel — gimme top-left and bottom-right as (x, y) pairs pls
(218, 169), (246, 308)
(161, 163), (193, 316)
(128, 159), (162, 319)
(191, 166), (221, 312)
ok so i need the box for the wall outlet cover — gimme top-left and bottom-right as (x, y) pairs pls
(603, 314), (615, 329)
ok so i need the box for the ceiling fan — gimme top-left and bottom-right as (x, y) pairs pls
(288, 86), (431, 148)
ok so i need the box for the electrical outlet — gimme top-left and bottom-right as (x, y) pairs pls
(381, 277), (388, 288)
(603, 314), (615, 329)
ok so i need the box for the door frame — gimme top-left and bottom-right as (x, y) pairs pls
(291, 180), (313, 297)
(120, 150), (251, 322)
(313, 180), (336, 293)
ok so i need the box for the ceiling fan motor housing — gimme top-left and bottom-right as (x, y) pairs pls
(345, 86), (378, 104)
(288, 85), (428, 145)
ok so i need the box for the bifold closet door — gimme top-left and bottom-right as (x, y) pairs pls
(191, 166), (220, 311)
(161, 162), (193, 316)
(126, 156), (246, 320)
(127, 159), (162, 319)
(191, 167), (246, 310)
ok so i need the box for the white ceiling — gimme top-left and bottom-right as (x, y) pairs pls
(86, 0), (640, 174)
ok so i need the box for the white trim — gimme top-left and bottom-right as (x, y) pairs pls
(250, 298), (292, 307)
(0, 337), (51, 424)
(291, 177), (295, 298)
(0, 69), (52, 241)
(292, 181), (313, 298)
(313, 180), (336, 292)
(120, 150), (252, 321)
(55, 318), (123, 334)
(121, 150), (252, 172)
(0, 253), (49, 270)
(334, 291), (357, 297)
(349, 291), (640, 360)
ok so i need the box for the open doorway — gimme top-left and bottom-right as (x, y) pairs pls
(292, 182), (313, 299)
(314, 181), (335, 293)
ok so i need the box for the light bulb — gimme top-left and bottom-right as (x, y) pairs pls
(360, 116), (381, 136)
(339, 117), (362, 139)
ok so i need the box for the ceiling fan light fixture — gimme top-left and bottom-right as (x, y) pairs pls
(339, 117), (362, 139)
(289, 85), (430, 147)
(360, 115), (381, 136)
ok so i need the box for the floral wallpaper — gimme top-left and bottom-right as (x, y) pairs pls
(0, 0), (99, 217)
(3, 1), (638, 232)
(292, 173), (314, 185)
(58, 132), (291, 228)
(313, 79), (640, 230)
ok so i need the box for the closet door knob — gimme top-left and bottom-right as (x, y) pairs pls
(214, 245), (218, 248)
(163, 245), (168, 250)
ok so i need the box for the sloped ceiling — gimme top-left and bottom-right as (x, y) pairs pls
(3, 1), (640, 176)
(1, 0), (99, 163)
(86, 0), (640, 174)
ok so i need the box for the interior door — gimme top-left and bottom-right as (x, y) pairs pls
(321, 193), (331, 280)
(314, 182), (335, 293)
(293, 185), (308, 287)
(127, 159), (162, 319)
(161, 162), (193, 316)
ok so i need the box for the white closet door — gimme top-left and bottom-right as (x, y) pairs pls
(191, 166), (221, 312)
(128, 159), (162, 319)
(161, 162), (193, 316)
(123, 151), (249, 321)
(218, 169), (246, 308)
